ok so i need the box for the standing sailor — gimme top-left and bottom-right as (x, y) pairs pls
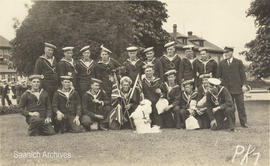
(193, 47), (218, 88)
(34, 42), (58, 100)
(58, 47), (77, 89)
(123, 46), (144, 83)
(160, 41), (182, 84)
(94, 45), (120, 97)
(76, 45), (96, 97)
(179, 45), (196, 83)
(143, 47), (164, 81)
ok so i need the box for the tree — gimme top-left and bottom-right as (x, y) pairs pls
(11, 1), (170, 75)
(241, 0), (270, 78)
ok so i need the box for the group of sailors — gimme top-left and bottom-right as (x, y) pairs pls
(16, 41), (248, 136)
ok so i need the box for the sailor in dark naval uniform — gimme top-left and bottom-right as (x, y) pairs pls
(196, 73), (212, 129)
(81, 78), (111, 131)
(123, 46), (144, 83)
(143, 47), (164, 82)
(206, 78), (235, 131)
(141, 64), (166, 127)
(34, 42), (58, 100)
(18, 75), (55, 136)
(160, 41), (182, 84)
(57, 47), (77, 89)
(178, 79), (199, 129)
(76, 45), (96, 97)
(52, 75), (83, 133)
(94, 45), (120, 97)
(193, 47), (218, 88)
(179, 45), (196, 84)
(162, 69), (181, 128)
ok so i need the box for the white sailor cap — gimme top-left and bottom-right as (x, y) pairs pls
(127, 46), (138, 52)
(208, 78), (221, 86)
(183, 45), (194, 50)
(182, 79), (194, 86)
(143, 47), (154, 53)
(199, 73), (212, 79)
(45, 42), (57, 49)
(60, 75), (73, 81)
(101, 45), (112, 54)
(143, 63), (154, 69)
(164, 69), (177, 76)
(199, 47), (209, 52)
(164, 41), (175, 48)
(29, 75), (44, 80)
(80, 45), (90, 53)
(62, 47), (74, 52)
(91, 78), (103, 84)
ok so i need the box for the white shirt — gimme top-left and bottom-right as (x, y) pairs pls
(227, 57), (233, 65)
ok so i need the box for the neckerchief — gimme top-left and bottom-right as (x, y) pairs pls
(127, 58), (140, 66)
(40, 55), (56, 73)
(26, 89), (43, 105)
(86, 90), (101, 100)
(60, 58), (75, 67)
(80, 59), (94, 75)
(57, 88), (74, 99)
(144, 77), (160, 87)
(165, 82), (178, 94)
(145, 57), (156, 65)
(198, 58), (214, 73)
(183, 91), (197, 107)
(57, 88), (74, 108)
(209, 86), (224, 106)
(163, 54), (177, 62)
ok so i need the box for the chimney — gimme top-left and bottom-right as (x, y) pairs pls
(173, 24), (177, 34)
(188, 31), (193, 36)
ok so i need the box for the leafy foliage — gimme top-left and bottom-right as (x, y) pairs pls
(241, 0), (270, 78)
(11, 1), (170, 75)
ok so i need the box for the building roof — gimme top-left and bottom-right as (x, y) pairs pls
(169, 29), (224, 53)
(0, 64), (16, 73)
(0, 36), (11, 48)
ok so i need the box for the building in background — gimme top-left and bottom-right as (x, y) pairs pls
(0, 35), (17, 82)
(170, 24), (224, 62)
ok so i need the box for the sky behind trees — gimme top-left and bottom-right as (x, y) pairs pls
(0, 0), (256, 62)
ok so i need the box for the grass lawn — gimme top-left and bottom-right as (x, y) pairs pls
(0, 101), (269, 166)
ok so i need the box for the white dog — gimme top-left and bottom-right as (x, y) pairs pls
(129, 99), (161, 134)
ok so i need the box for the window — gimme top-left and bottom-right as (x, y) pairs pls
(0, 49), (3, 58)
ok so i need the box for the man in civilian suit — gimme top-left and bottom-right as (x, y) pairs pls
(218, 47), (248, 128)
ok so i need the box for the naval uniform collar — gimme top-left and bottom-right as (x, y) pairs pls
(57, 88), (74, 98)
(127, 58), (140, 66)
(26, 89), (44, 101)
(164, 54), (177, 62)
(146, 57), (156, 64)
(61, 58), (75, 67)
(86, 89), (100, 99)
(40, 55), (55, 67)
(80, 59), (93, 68)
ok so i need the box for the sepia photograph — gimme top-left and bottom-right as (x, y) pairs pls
(0, 0), (269, 166)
